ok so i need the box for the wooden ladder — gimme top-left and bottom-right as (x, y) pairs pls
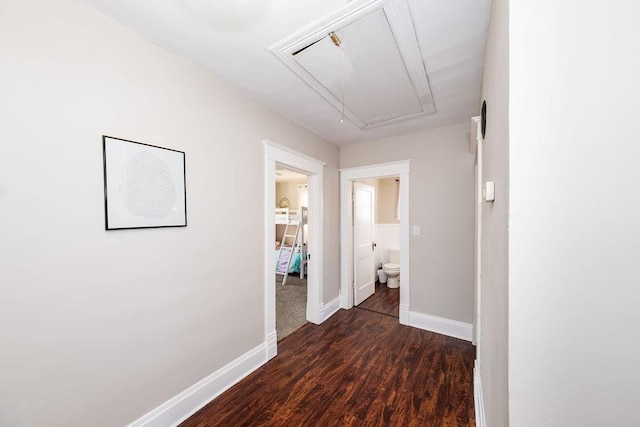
(276, 222), (300, 285)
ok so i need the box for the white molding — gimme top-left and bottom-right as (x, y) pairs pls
(339, 291), (349, 310)
(474, 360), (486, 427)
(399, 304), (409, 325)
(471, 116), (483, 348)
(340, 159), (411, 175)
(407, 311), (473, 342)
(376, 223), (400, 228)
(306, 173), (323, 325)
(127, 343), (268, 427)
(264, 155), (277, 352)
(268, 0), (435, 129)
(266, 331), (278, 361)
(340, 160), (411, 316)
(383, 0), (435, 112)
(319, 296), (341, 323)
(264, 140), (326, 357)
(470, 116), (481, 154)
(264, 139), (326, 174)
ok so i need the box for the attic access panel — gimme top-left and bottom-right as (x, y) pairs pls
(270, 0), (435, 130)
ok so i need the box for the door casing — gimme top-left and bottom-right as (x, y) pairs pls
(339, 160), (411, 324)
(264, 139), (325, 360)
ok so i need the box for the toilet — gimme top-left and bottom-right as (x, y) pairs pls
(383, 249), (400, 289)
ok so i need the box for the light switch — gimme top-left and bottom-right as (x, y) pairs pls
(483, 181), (495, 202)
(413, 225), (420, 236)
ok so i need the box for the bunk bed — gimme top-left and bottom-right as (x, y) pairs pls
(275, 207), (308, 285)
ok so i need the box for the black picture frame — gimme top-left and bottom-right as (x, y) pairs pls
(102, 135), (187, 230)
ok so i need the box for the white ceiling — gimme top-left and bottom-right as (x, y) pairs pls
(79, 0), (491, 145)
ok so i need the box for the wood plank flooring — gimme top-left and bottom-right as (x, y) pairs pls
(181, 308), (476, 427)
(358, 281), (400, 318)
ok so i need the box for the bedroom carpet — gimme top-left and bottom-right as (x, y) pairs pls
(275, 274), (307, 341)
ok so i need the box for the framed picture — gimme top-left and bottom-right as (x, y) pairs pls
(102, 135), (187, 230)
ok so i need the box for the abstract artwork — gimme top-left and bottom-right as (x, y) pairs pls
(102, 135), (187, 230)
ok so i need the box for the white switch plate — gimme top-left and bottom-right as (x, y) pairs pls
(483, 181), (495, 202)
(413, 225), (420, 236)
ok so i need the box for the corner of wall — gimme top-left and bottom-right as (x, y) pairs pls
(474, 360), (487, 427)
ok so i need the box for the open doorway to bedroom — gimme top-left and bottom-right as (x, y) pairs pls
(264, 139), (325, 360)
(275, 168), (308, 340)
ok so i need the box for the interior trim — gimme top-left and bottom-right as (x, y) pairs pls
(339, 160), (411, 325)
(126, 342), (268, 427)
(319, 296), (341, 323)
(269, 0), (435, 129)
(264, 139), (325, 354)
(474, 360), (487, 427)
(408, 311), (473, 342)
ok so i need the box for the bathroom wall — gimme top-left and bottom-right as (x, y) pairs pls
(377, 178), (400, 224)
(376, 224), (400, 269)
(355, 178), (400, 276)
(375, 177), (400, 271)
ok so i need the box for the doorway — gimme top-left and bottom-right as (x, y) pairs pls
(353, 178), (401, 318)
(275, 168), (308, 340)
(264, 139), (325, 360)
(340, 160), (411, 325)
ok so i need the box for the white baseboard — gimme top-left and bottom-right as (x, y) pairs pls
(339, 293), (349, 310)
(319, 296), (341, 323)
(266, 331), (277, 360)
(474, 360), (486, 427)
(127, 342), (268, 427)
(407, 311), (473, 341)
(399, 304), (409, 325)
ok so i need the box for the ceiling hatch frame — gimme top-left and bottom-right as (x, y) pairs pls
(269, 0), (436, 130)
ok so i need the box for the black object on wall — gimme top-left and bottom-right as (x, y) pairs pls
(481, 100), (487, 139)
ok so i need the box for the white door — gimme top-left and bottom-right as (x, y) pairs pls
(353, 182), (375, 305)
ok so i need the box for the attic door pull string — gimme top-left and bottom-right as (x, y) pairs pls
(329, 31), (345, 124)
(340, 46), (345, 124)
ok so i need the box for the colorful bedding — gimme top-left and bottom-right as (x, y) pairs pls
(275, 248), (301, 273)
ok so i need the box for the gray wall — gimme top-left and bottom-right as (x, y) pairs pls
(0, 0), (339, 425)
(377, 178), (400, 224)
(509, 0), (640, 425)
(341, 123), (475, 323)
(478, 0), (509, 424)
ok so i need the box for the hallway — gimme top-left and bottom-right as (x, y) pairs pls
(182, 307), (475, 426)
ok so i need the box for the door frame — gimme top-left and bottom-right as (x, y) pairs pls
(471, 116), (483, 348)
(339, 160), (411, 324)
(264, 139), (325, 360)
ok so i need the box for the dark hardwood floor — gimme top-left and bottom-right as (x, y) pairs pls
(181, 307), (476, 427)
(358, 281), (400, 318)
